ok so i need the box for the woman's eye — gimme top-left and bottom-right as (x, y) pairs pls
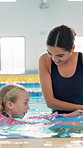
(48, 53), (52, 55)
(57, 55), (64, 57)
(47, 50), (52, 55)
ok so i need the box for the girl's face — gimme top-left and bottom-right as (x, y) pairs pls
(47, 46), (74, 66)
(10, 90), (30, 118)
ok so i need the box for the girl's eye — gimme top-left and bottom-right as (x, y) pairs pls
(24, 102), (28, 105)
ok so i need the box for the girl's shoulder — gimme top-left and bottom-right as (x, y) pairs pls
(0, 113), (4, 117)
(0, 113), (26, 125)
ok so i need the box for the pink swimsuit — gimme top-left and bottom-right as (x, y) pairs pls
(0, 112), (66, 126)
(0, 114), (27, 125)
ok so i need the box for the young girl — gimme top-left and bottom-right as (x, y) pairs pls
(0, 83), (30, 125)
(0, 83), (83, 126)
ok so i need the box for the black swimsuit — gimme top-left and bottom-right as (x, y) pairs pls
(51, 52), (83, 113)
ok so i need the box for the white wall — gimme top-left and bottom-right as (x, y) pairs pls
(0, 0), (83, 72)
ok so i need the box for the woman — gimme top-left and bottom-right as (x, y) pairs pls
(39, 24), (83, 114)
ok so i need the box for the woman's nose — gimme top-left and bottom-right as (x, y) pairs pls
(52, 55), (58, 62)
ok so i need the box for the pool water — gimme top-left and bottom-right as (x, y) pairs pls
(0, 83), (83, 139)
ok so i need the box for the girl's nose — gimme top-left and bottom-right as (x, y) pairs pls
(27, 104), (30, 110)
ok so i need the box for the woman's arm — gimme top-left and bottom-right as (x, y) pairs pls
(39, 54), (83, 111)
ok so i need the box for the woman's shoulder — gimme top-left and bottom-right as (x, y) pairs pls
(75, 52), (83, 61)
(79, 52), (83, 63)
(81, 52), (83, 63)
(39, 53), (52, 72)
(39, 53), (51, 63)
(39, 53), (48, 59)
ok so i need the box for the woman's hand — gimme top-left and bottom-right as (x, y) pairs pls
(66, 109), (83, 117)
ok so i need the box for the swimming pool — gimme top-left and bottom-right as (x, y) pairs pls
(0, 82), (83, 139)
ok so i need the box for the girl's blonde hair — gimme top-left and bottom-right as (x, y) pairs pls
(0, 83), (28, 113)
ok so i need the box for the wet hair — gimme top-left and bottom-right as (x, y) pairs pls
(0, 84), (28, 113)
(46, 24), (76, 51)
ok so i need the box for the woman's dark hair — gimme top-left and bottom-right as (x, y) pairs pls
(46, 24), (76, 51)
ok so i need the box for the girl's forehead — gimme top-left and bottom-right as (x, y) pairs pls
(17, 90), (30, 99)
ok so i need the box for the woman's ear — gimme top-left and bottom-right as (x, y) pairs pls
(6, 101), (13, 109)
(70, 45), (75, 52)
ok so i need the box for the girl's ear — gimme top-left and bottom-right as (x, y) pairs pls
(6, 101), (13, 109)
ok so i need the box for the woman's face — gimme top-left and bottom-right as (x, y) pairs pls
(47, 46), (74, 66)
(10, 90), (30, 119)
